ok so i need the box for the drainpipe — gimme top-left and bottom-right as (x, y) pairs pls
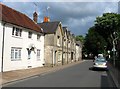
(62, 36), (64, 65)
(1, 22), (6, 72)
(67, 39), (69, 64)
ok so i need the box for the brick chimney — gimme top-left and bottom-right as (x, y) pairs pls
(33, 11), (38, 23)
(43, 16), (50, 22)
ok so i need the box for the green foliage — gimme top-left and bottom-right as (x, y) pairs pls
(75, 35), (84, 43)
(84, 26), (107, 56)
(84, 13), (119, 56)
(95, 13), (119, 49)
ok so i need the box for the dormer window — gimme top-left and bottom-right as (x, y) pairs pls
(28, 32), (32, 38)
(12, 27), (22, 37)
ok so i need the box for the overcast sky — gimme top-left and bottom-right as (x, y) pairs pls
(1, 0), (118, 36)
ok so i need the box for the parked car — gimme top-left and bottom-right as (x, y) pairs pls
(93, 57), (108, 70)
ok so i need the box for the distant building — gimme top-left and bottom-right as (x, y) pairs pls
(76, 41), (82, 61)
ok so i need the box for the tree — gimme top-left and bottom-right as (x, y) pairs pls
(84, 26), (107, 56)
(95, 13), (119, 50)
(75, 35), (85, 43)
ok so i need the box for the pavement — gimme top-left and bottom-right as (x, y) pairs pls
(107, 62), (120, 89)
(0, 60), (84, 86)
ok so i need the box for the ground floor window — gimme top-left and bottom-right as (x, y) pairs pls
(37, 49), (40, 60)
(58, 52), (61, 62)
(11, 47), (22, 61)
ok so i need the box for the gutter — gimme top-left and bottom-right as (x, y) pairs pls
(1, 22), (6, 72)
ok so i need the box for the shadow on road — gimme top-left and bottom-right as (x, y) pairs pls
(101, 75), (109, 87)
(89, 66), (118, 89)
(89, 67), (108, 71)
(100, 74), (118, 89)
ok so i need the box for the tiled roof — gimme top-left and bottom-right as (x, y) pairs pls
(0, 3), (42, 33)
(38, 21), (60, 34)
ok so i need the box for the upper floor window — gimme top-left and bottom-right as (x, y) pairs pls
(68, 40), (71, 47)
(12, 27), (22, 37)
(57, 36), (60, 46)
(64, 39), (66, 46)
(37, 34), (41, 40)
(28, 32), (32, 38)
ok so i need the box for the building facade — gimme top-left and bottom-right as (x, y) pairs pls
(76, 41), (82, 61)
(66, 30), (76, 63)
(63, 27), (68, 64)
(38, 20), (64, 66)
(0, 4), (45, 72)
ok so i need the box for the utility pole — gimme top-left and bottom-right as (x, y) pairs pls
(62, 36), (64, 65)
(33, 2), (37, 12)
(46, 6), (50, 17)
(111, 31), (118, 66)
(112, 39), (116, 66)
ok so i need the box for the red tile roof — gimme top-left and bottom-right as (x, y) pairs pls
(0, 3), (42, 33)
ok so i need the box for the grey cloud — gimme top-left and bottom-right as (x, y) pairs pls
(3, 2), (117, 36)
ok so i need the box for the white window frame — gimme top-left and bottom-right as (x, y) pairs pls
(12, 27), (22, 37)
(11, 47), (22, 61)
(37, 49), (40, 60)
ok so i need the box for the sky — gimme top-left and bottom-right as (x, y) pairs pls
(0, 0), (119, 36)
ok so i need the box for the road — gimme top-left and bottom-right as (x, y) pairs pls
(3, 60), (117, 88)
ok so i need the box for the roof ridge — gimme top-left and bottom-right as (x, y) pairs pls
(38, 21), (60, 25)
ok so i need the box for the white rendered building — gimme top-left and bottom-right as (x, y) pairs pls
(0, 3), (45, 72)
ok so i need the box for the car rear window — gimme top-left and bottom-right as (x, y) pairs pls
(96, 57), (106, 62)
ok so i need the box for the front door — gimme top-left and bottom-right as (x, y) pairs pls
(53, 51), (57, 65)
(27, 49), (32, 68)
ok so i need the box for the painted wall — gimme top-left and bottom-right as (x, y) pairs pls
(76, 45), (82, 61)
(0, 22), (3, 72)
(0, 22), (44, 72)
(44, 34), (54, 46)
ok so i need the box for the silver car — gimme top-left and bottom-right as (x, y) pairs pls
(93, 57), (108, 70)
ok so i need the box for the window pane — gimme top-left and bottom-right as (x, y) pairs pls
(37, 34), (40, 40)
(15, 53), (17, 59)
(28, 32), (32, 38)
(11, 48), (21, 61)
(11, 49), (14, 59)
(19, 50), (21, 59)
(37, 49), (40, 60)
(12, 27), (15, 35)
(15, 29), (19, 36)
(20, 29), (22, 37)
(12, 27), (22, 37)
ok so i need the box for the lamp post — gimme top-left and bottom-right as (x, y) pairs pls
(112, 39), (116, 66)
(111, 31), (118, 66)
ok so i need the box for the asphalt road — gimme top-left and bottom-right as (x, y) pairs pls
(3, 60), (117, 88)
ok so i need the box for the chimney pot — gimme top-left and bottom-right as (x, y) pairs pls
(33, 11), (38, 23)
(43, 16), (50, 22)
